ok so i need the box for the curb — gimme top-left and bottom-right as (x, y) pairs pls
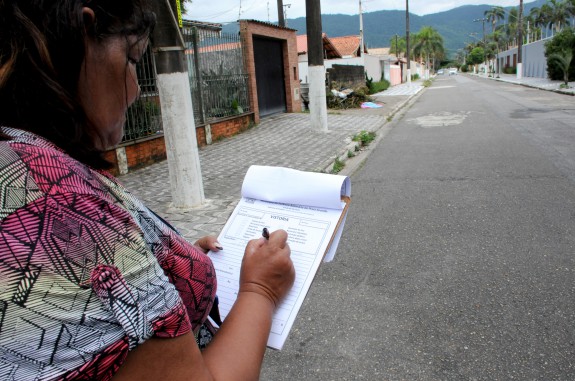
(326, 86), (426, 176)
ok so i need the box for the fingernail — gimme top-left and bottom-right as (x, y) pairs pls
(215, 242), (223, 250)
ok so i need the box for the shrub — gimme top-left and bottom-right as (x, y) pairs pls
(460, 65), (469, 73)
(544, 28), (575, 81)
(353, 130), (376, 146)
(411, 73), (420, 81)
(503, 66), (516, 74)
(368, 79), (390, 94)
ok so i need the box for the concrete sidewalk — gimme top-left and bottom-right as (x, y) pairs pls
(473, 72), (575, 95)
(119, 82), (424, 242)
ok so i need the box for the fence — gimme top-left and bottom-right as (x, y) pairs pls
(182, 21), (251, 126)
(123, 46), (163, 142)
(122, 22), (251, 142)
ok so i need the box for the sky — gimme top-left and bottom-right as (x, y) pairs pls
(185, 0), (525, 24)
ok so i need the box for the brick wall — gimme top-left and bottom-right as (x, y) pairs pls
(196, 113), (254, 146)
(105, 113), (255, 176)
(240, 20), (301, 124)
(104, 135), (167, 176)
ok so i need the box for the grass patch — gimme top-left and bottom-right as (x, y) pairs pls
(332, 157), (345, 173)
(352, 130), (376, 146)
(347, 150), (355, 158)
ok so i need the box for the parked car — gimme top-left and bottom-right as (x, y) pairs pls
(449, 68), (457, 75)
(437, 69), (444, 75)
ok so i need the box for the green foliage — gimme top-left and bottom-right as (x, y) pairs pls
(411, 73), (420, 81)
(353, 130), (376, 146)
(460, 65), (469, 73)
(503, 66), (516, 74)
(332, 157), (345, 173)
(368, 79), (390, 94)
(544, 28), (575, 82)
(365, 72), (374, 90)
(423, 79), (433, 87)
(347, 150), (356, 158)
(466, 47), (485, 65)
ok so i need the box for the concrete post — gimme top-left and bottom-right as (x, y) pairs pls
(152, 0), (205, 208)
(306, 0), (328, 132)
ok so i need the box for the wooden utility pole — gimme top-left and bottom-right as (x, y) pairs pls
(406, 0), (411, 84)
(306, 0), (328, 132)
(151, 0), (205, 208)
(359, 0), (364, 56)
(517, 0), (524, 79)
(277, 0), (285, 27)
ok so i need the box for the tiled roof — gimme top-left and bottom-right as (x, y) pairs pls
(368, 47), (391, 56)
(330, 35), (361, 57)
(296, 34), (342, 59)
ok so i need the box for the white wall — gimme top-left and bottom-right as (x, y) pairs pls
(498, 38), (551, 79)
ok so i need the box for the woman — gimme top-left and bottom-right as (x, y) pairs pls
(0, 1), (295, 380)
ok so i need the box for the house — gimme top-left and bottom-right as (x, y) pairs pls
(329, 35), (367, 58)
(104, 19), (301, 175)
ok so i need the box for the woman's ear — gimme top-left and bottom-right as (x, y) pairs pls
(82, 7), (96, 34)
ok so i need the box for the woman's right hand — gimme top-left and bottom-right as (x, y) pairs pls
(239, 229), (295, 308)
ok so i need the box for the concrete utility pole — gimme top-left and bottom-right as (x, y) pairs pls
(306, 0), (328, 132)
(406, 0), (411, 84)
(277, 0), (285, 27)
(517, 0), (524, 79)
(151, 0), (205, 208)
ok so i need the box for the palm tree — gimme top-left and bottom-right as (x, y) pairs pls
(412, 26), (445, 75)
(506, 7), (519, 48)
(541, 0), (570, 32)
(529, 6), (548, 40)
(548, 49), (573, 86)
(485, 6), (505, 33)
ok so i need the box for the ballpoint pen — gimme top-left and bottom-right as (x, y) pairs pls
(262, 227), (270, 240)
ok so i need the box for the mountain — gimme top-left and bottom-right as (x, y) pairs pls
(221, 0), (548, 57)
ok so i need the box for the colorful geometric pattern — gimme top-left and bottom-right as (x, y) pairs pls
(0, 128), (216, 380)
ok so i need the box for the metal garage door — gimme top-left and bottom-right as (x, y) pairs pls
(253, 37), (286, 117)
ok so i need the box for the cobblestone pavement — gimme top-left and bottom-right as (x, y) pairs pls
(119, 109), (403, 242)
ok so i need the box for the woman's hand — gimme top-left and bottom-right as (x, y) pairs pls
(239, 229), (295, 308)
(194, 235), (223, 254)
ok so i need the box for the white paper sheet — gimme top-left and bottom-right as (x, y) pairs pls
(209, 166), (351, 349)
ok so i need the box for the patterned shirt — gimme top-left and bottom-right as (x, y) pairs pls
(0, 128), (217, 380)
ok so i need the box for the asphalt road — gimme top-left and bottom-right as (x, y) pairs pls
(260, 74), (575, 380)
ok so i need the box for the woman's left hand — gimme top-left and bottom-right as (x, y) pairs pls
(194, 235), (223, 254)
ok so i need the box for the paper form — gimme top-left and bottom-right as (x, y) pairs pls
(209, 196), (345, 350)
(208, 165), (351, 350)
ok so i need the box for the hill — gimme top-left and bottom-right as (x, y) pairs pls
(221, 0), (548, 57)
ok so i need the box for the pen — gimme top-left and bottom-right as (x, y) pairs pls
(262, 227), (270, 240)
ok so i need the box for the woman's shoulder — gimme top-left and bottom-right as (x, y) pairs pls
(1, 128), (114, 199)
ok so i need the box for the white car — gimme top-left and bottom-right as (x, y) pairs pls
(449, 68), (457, 75)
(437, 69), (444, 75)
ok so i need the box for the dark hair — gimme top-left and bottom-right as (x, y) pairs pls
(0, 0), (156, 168)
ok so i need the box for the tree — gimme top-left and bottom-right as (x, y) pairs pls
(541, 0), (571, 32)
(389, 35), (407, 58)
(485, 6), (505, 33)
(467, 46), (485, 69)
(544, 27), (575, 82)
(549, 50), (573, 86)
(412, 26), (445, 73)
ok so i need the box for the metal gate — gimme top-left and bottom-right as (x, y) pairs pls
(253, 37), (286, 117)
